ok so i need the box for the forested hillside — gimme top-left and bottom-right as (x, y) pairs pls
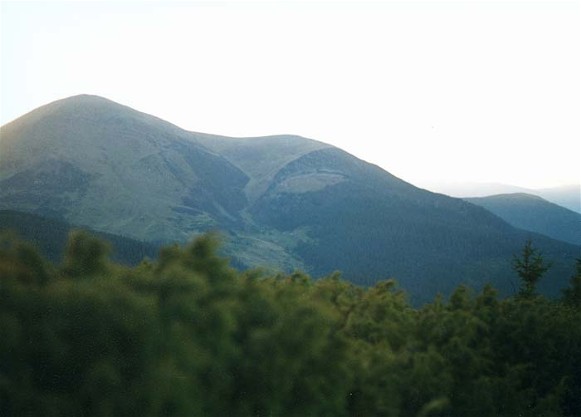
(0, 210), (158, 264)
(465, 193), (581, 246)
(2, 232), (580, 417)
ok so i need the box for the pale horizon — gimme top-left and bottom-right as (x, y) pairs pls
(2, 1), (580, 191)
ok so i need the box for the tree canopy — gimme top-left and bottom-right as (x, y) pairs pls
(1, 232), (580, 417)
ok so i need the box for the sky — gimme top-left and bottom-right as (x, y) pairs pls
(1, 0), (580, 190)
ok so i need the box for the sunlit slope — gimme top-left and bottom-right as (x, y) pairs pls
(1, 95), (579, 301)
(466, 193), (581, 246)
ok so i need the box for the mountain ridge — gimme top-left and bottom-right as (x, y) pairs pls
(1, 95), (579, 302)
(426, 181), (581, 213)
(466, 193), (581, 246)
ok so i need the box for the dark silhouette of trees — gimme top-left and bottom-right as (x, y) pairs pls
(562, 258), (581, 308)
(1, 232), (580, 417)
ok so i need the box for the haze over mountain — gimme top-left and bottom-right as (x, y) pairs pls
(465, 193), (581, 246)
(427, 182), (581, 213)
(536, 184), (581, 214)
(1, 95), (579, 302)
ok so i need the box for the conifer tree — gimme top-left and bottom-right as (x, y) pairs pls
(512, 240), (551, 298)
(562, 258), (581, 308)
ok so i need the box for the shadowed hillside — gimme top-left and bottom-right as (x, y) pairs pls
(0, 209), (158, 264)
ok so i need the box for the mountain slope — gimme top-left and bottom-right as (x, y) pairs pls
(1, 95), (579, 302)
(195, 129), (580, 300)
(239, 147), (577, 300)
(466, 193), (581, 246)
(0, 95), (249, 242)
(195, 133), (332, 203)
(0, 209), (158, 265)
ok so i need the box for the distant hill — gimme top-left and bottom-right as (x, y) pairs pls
(0, 209), (158, 265)
(536, 184), (581, 214)
(426, 182), (581, 213)
(465, 193), (581, 246)
(424, 182), (532, 198)
(1, 95), (579, 302)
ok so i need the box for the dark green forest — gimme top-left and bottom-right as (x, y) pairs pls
(1, 232), (581, 417)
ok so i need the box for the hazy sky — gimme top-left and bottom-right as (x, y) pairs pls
(1, 0), (579, 189)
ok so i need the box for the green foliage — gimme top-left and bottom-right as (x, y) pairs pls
(512, 239), (552, 298)
(62, 231), (112, 278)
(1, 232), (580, 417)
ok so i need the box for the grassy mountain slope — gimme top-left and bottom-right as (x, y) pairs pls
(0, 95), (249, 242)
(195, 133), (331, 203)
(466, 193), (581, 246)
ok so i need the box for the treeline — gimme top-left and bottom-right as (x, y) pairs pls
(0, 210), (158, 265)
(1, 232), (580, 417)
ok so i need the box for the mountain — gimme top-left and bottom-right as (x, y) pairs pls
(198, 136), (580, 300)
(1, 95), (579, 302)
(0, 95), (248, 242)
(0, 95), (306, 271)
(536, 184), (581, 214)
(426, 182), (581, 213)
(423, 181), (532, 198)
(465, 193), (581, 246)
(0, 209), (158, 265)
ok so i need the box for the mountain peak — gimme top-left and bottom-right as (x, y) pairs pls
(56, 93), (111, 103)
(40, 94), (140, 118)
(48, 94), (125, 112)
(1, 94), (129, 133)
(0, 94), (195, 151)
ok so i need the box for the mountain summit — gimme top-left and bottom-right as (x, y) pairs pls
(0, 94), (249, 242)
(1, 95), (579, 301)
